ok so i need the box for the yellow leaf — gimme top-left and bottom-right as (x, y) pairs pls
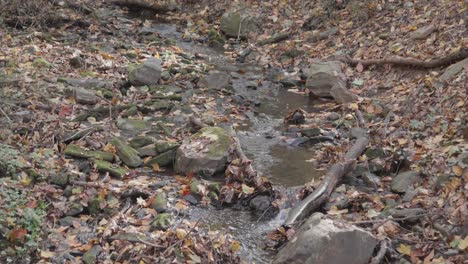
(398, 138), (408, 145)
(452, 165), (462, 176)
(40, 250), (55, 259)
(397, 244), (412, 255)
(230, 240), (241, 252)
(154, 52), (160, 59)
(458, 236), (468, 250)
(349, 103), (359, 110)
(175, 228), (187, 240)
(152, 163), (160, 173)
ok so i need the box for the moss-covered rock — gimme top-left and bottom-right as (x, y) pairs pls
(150, 192), (167, 213)
(129, 136), (155, 149)
(87, 197), (104, 215)
(155, 140), (180, 153)
(0, 144), (24, 178)
(174, 127), (233, 178)
(116, 118), (149, 136)
(145, 149), (176, 167)
(49, 172), (69, 187)
(150, 213), (172, 231)
(83, 245), (102, 264)
(110, 137), (143, 168)
(92, 159), (127, 179)
(64, 144), (114, 162)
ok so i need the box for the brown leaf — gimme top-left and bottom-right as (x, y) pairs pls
(356, 62), (364, 72)
(8, 228), (27, 242)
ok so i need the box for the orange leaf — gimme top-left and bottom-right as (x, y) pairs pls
(8, 228), (27, 242)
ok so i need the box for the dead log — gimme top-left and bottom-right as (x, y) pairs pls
(111, 0), (177, 13)
(284, 137), (369, 226)
(341, 47), (467, 69)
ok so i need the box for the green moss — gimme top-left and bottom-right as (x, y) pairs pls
(32, 58), (50, 68)
(192, 127), (232, 157)
(64, 144), (114, 162)
(92, 159), (127, 179)
(0, 144), (24, 178)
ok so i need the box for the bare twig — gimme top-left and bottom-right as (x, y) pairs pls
(370, 239), (389, 264)
(0, 106), (12, 125)
(137, 237), (166, 249)
(162, 218), (201, 256)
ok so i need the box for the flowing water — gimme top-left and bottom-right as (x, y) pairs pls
(150, 23), (323, 263)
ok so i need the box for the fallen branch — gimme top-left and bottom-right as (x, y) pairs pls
(284, 137), (369, 226)
(257, 31), (290, 46)
(73, 104), (133, 122)
(111, 0), (177, 13)
(370, 239), (389, 264)
(341, 48), (467, 68)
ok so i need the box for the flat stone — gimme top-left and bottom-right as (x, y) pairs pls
(330, 82), (357, 104)
(274, 213), (377, 264)
(439, 58), (468, 83)
(350, 127), (368, 139)
(391, 171), (421, 193)
(58, 77), (112, 89)
(411, 25), (436, 40)
(327, 112), (341, 121)
(389, 208), (425, 223)
(128, 58), (162, 86)
(199, 71), (230, 90)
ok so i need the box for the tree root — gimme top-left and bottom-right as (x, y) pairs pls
(341, 47), (467, 68)
(284, 137), (369, 226)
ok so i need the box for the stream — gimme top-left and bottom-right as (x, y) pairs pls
(150, 23), (323, 263)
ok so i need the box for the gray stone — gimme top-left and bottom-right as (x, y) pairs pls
(402, 187), (418, 202)
(327, 112), (341, 121)
(391, 171), (421, 193)
(116, 118), (149, 136)
(305, 61), (347, 98)
(330, 82), (357, 104)
(58, 77), (112, 89)
(361, 172), (381, 188)
(145, 149), (176, 167)
(129, 136), (155, 149)
(137, 144), (158, 157)
(150, 192), (167, 213)
(300, 127), (322, 137)
(220, 9), (258, 38)
(82, 245), (102, 264)
(349, 127), (368, 139)
(151, 213), (172, 231)
(411, 25), (436, 40)
(74, 87), (98, 105)
(274, 213), (377, 264)
(439, 58), (468, 83)
(199, 71), (230, 90)
(70, 56), (85, 69)
(249, 196), (271, 212)
(129, 58), (162, 86)
(174, 127), (233, 178)
(365, 147), (385, 159)
(389, 208), (425, 223)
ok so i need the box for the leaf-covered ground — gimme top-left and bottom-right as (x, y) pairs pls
(0, 0), (466, 263)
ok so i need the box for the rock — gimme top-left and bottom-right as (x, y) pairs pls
(128, 58), (162, 86)
(411, 25), (436, 40)
(33, 58), (50, 68)
(73, 87), (98, 105)
(92, 159), (127, 179)
(361, 172), (381, 187)
(145, 149), (176, 167)
(305, 61), (347, 98)
(150, 192), (167, 213)
(110, 137), (143, 168)
(151, 213), (172, 231)
(116, 118), (149, 136)
(155, 140), (180, 153)
(389, 208), (425, 223)
(199, 71), (230, 90)
(274, 213), (377, 264)
(327, 112), (341, 121)
(66, 203), (84, 216)
(49, 172), (69, 187)
(58, 77), (112, 89)
(87, 197), (103, 215)
(152, 100), (173, 111)
(64, 144), (114, 162)
(439, 58), (468, 83)
(69, 56), (85, 69)
(349, 127), (368, 139)
(59, 216), (80, 226)
(129, 136), (155, 149)
(402, 187), (418, 202)
(330, 82), (357, 104)
(24, 45), (39, 54)
(300, 127), (322, 137)
(324, 192), (349, 211)
(249, 196), (271, 212)
(365, 147), (385, 159)
(220, 9), (258, 38)
(174, 127), (233, 178)
(82, 245), (102, 264)
(391, 171), (421, 193)
(137, 144), (158, 157)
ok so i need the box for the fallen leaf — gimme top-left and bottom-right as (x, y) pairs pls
(397, 244), (412, 256)
(8, 228), (27, 242)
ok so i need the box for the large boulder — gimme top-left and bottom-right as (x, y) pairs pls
(174, 127), (233, 178)
(129, 58), (162, 86)
(274, 213), (377, 264)
(220, 8), (258, 38)
(305, 61), (348, 98)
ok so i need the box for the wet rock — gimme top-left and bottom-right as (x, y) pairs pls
(349, 127), (368, 139)
(64, 144), (114, 162)
(174, 127), (233, 178)
(128, 58), (162, 86)
(184, 194), (199, 205)
(324, 192), (349, 211)
(274, 213), (377, 264)
(365, 147), (385, 159)
(58, 77), (112, 89)
(220, 8), (258, 38)
(116, 118), (149, 135)
(150, 192), (167, 213)
(249, 195), (271, 212)
(92, 159), (127, 179)
(438, 58), (468, 83)
(411, 25), (436, 40)
(151, 213), (172, 231)
(49, 172), (69, 187)
(327, 112), (341, 121)
(305, 61), (347, 98)
(129, 136), (155, 149)
(110, 137), (143, 168)
(199, 71), (230, 90)
(82, 245), (102, 264)
(145, 149), (176, 167)
(73, 87), (98, 105)
(391, 171), (421, 193)
(300, 127), (322, 137)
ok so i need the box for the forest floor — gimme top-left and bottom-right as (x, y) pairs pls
(0, 0), (466, 263)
